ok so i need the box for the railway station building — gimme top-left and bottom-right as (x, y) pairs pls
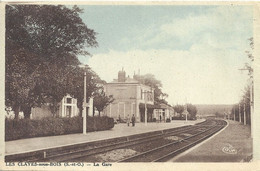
(5, 94), (81, 120)
(31, 94), (79, 119)
(153, 103), (175, 122)
(103, 69), (155, 122)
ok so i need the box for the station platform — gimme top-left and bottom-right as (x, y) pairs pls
(169, 120), (252, 162)
(5, 119), (205, 155)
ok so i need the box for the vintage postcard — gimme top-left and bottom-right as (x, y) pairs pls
(0, 1), (260, 171)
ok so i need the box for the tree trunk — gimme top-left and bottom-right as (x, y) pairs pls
(13, 104), (20, 120)
(98, 111), (100, 117)
(23, 106), (31, 119)
(50, 99), (59, 117)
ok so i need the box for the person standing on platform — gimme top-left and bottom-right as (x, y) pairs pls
(127, 114), (130, 126)
(118, 115), (121, 123)
(131, 114), (135, 127)
(160, 115), (162, 122)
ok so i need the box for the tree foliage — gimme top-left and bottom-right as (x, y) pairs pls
(93, 90), (114, 116)
(231, 85), (251, 124)
(5, 5), (98, 119)
(215, 111), (223, 118)
(65, 66), (106, 116)
(173, 105), (184, 115)
(134, 74), (168, 104)
(231, 38), (254, 125)
(187, 103), (197, 119)
(6, 5), (97, 59)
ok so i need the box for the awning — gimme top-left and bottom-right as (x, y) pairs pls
(139, 103), (160, 109)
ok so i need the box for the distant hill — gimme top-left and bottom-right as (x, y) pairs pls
(195, 104), (233, 116)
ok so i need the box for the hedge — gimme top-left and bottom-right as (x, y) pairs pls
(171, 116), (197, 120)
(5, 116), (114, 141)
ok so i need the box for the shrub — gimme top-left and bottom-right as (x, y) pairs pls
(5, 116), (114, 141)
(152, 118), (156, 122)
(86, 116), (114, 132)
(166, 118), (171, 122)
(63, 117), (82, 134)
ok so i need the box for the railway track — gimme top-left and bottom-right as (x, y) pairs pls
(119, 119), (226, 162)
(6, 119), (226, 162)
(58, 119), (226, 162)
(43, 121), (210, 162)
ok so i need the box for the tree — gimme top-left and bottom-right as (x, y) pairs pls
(65, 65), (105, 117)
(5, 42), (45, 119)
(235, 37), (254, 125)
(134, 74), (168, 105)
(187, 103), (198, 119)
(6, 5), (98, 119)
(173, 105), (184, 117)
(93, 90), (114, 116)
(6, 5), (97, 59)
(239, 85), (251, 124)
(215, 111), (222, 118)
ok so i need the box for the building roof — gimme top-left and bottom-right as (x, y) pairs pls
(110, 76), (139, 84)
(106, 71), (154, 91)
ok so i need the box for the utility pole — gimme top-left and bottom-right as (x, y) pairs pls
(185, 97), (188, 122)
(250, 76), (254, 138)
(233, 106), (235, 121)
(185, 104), (188, 122)
(243, 98), (246, 125)
(142, 91), (151, 126)
(227, 108), (230, 120)
(72, 64), (89, 135)
(239, 103), (241, 123)
(82, 71), (87, 134)
(144, 91), (147, 126)
(239, 65), (253, 137)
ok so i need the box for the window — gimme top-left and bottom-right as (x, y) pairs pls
(147, 92), (151, 101)
(66, 98), (72, 104)
(66, 106), (72, 117)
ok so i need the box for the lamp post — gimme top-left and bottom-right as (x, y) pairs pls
(80, 65), (89, 135)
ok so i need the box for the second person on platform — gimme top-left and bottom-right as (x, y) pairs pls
(131, 114), (135, 127)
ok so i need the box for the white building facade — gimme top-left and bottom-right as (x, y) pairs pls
(104, 70), (154, 122)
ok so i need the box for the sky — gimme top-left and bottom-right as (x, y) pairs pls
(77, 5), (253, 105)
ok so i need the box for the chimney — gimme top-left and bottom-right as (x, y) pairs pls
(118, 69), (126, 82)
